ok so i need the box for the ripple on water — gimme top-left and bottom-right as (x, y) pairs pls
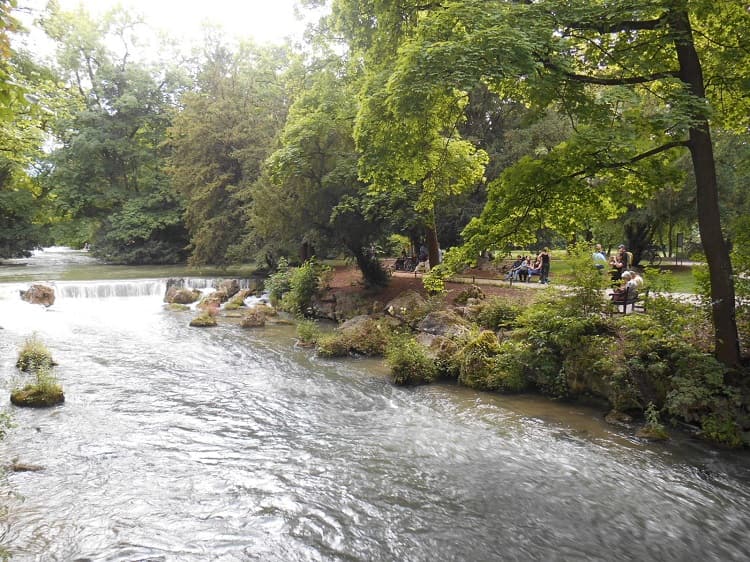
(1, 267), (750, 560)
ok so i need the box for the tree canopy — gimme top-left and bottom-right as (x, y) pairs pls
(3, 0), (750, 366)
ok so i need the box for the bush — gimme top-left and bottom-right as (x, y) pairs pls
(564, 243), (609, 315)
(472, 297), (521, 330)
(456, 330), (503, 390)
(16, 334), (55, 372)
(296, 319), (320, 347)
(265, 257), (291, 306)
(386, 335), (438, 385)
(316, 333), (351, 358)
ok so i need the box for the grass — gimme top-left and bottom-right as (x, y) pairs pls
(549, 259), (697, 293)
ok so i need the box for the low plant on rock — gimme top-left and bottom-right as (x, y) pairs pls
(316, 333), (351, 358)
(11, 364), (65, 408)
(296, 319), (320, 347)
(636, 402), (669, 441)
(16, 334), (55, 372)
(386, 335), (438, 385)
(189, 312), (218, 327)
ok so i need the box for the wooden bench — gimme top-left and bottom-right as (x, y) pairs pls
(610, 286), (640, 314)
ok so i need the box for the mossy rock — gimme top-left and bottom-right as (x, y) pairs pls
(337, 315), (394, 356)
(11, 384), (65, 407)
(454, 284), (486, 305)
(240, 309), (266, 328)
(316, 333), (351, 358)
(165, 303), (190, 311)
(189, 313), (217, 327)
(636, 425), (669, 441)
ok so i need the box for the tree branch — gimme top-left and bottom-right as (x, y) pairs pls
(562, 69), (680, 85)
(571, 140), (690, 178)
(568, 14), (669, 34)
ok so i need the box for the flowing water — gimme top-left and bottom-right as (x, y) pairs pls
(0, 248), (749, 561)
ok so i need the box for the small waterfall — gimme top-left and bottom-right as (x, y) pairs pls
(55, 280), (167, 299)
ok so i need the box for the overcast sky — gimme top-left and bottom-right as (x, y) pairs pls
(15, 0), (325, 56)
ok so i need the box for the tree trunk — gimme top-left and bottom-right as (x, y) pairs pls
(425, 208), (440, 268)
(671, 7), (740, 367)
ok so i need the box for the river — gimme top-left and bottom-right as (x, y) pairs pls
(0, 248), (748, 561)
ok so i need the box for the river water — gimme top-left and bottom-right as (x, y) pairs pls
(0, 248), (748, 561)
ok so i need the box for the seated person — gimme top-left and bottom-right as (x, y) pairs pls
(509, 255), (523, 280)
(609, 245), (630, 282)
(611, 271), (643, 302)
(518, 256), (531, 282)
(528, 256), (542, 277)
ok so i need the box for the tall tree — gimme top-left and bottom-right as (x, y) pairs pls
(41, 4), (188, 263)
(0, 1), (52, 258)
(252, 60), (391, 285)
(351, 0), (748, 367)
(330, 0), (487, 268)
(167, 39), (293, 266)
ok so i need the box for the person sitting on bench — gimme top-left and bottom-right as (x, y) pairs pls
(611, 271), (643, 302)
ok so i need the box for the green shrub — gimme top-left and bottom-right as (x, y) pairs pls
(700, 412), (743, 448)
(473, 297), (521, 330)
(456, 330), (502, 390)
(265, 257), (291, 306)
(484, 340), (530, 392)
(16, 334), (55, 372)
(636, 401), (670, 441)
(564, 243), (609, 315)
(296, 319), (320, 346)
(284, 259), (321, 315)
(316, 333), (351, 358)
(385, 335), (438, 385)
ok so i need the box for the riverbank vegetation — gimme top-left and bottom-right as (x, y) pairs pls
(270, 252), (748, 447)
(2, 2), (750, 443)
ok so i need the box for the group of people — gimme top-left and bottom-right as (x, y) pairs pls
(592, 243), (634, 281)
(592, 243), (644, 302)
(508, 248), (551, 284)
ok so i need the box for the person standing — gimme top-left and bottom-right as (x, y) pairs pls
(609, 244), (629, 281)
(592, 244), (608, 270)
(539, 247), (551, 284)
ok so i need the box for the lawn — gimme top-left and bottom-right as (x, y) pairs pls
(549, 258), (698, 293)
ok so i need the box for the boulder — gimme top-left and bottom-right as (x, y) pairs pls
(215, 279), (240, 299)
(20, 284), (55, 307)
(454, 284), (486, 305)
(189, 313), (217, 327)
(384, 290), (427, 323)
(165, 287), (201, 305)
(197, 293), (225, 310)
(240, 309), (266, 328)
(416, 310), (471, 339)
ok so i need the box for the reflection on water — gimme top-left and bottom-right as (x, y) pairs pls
(1, 249), (749, 561)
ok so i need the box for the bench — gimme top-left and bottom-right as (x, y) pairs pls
(610, 286), (639, 314)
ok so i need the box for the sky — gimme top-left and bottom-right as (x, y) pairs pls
(15, 0), (325, 56)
